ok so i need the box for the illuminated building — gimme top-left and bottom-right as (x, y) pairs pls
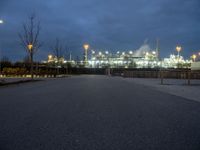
(87, 50), (159, 68)
(43, 50), (192, 69)
(86, 50), (191, 68)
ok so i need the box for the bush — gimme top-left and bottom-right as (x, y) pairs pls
(2, 68), (28, 76)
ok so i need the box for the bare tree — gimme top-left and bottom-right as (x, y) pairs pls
(18, 14), (42, 79)
(0, 56), (12, 68)
(53, 38), (63, 62)
(52, 38), (63, 75)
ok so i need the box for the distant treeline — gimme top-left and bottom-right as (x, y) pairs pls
(1, 58), (199, 79)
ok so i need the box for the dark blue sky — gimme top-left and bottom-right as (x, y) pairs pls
(0, 0), (200, 61)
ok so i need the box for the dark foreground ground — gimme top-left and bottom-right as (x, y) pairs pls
(0, 75), (200, 150)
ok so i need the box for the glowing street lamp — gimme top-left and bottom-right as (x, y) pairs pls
(83, 44), (89, 63)
(48, 54), (53, 62)
(129, 51), (133, 55)
(27, 44), (33, 51)
(192, 54), (197, 62)
(27, 43), (34, 79)
(83, 44), (89, 51)
(0, 19), (4, 77)
(176, 46), (182, 57)
(152, 51), (156, 55)
(176, 46), (182, 66)
(0, 20), (4, 24)
(48, 54), (53, 59)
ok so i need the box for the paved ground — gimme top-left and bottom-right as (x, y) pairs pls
(0, 75), (200, 150)
(123, 78), (200, 102)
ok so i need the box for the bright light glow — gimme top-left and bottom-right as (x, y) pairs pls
(198, 52), (200, 56)
(129, 51), (133, 54)
(44, 48), (192, 69)
(48, 54), (53, 59)
(0, 20), (4, 24)
(152, 51), (156, 55)
(27, 44), (33, 50)
(83, 44), (89, 50)
(192, 54), (197, 62)
(176, 46), (182, 52)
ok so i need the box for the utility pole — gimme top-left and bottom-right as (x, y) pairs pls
(0, 19), (4, 78)
(0, 45), (2, 77)
(83, 44), (89, 66)
(156, 38), (160, 61)
(70, 51), (72, 61)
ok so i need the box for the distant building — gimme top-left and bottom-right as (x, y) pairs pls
(86, 51), (191, 68)
(43, 51), (191, 69)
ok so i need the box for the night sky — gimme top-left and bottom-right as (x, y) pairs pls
(0, 0), (200, 61)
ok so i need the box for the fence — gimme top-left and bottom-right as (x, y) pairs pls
(123, 69), (200, 79)
(123, 69), (200, 85)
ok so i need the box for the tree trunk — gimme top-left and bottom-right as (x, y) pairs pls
(30, 52), (34, 80)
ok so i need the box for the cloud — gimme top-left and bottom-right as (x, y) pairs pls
(0, 0), (200, 61)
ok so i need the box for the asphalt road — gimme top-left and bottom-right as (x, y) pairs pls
(0, 75), (200, 150)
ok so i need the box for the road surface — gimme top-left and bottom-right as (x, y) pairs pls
(0, 75), (200, 150)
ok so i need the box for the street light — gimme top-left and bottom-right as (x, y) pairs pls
(176, 46), (182, 67)
(198, 52), (200, 61)
(176, 46), (182, 57)
(129, 51), (133, 55)
(48, 54), (53, 59)
(0, 20), (4, 24)
(152, 51), (156, 55)
(48, 54), (53, 62)
(0, 19), (4, 77)
(27, 44), (34, 79)
(83, 44), (89, 51)
(27, 44), (33, 51)
(192, 54), (197, 62)
(83, 44), (89, 63)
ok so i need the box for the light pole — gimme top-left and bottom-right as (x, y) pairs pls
(48, 54), (53, 63)
(0, 19), (4, 77)
(176, 46), (182, 58)
(198, 52), (200, 61)
(83, 44), (89, 65)
(192, 54), (197, 62)
(176, 46), (182, 68)
(27, 43), (34, 79)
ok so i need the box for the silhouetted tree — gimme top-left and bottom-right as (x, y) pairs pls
(18, 14), (42, 79)
(53, 38), (63, 63)
(52, 38), (64, 75)
(0, 56), (12, 68)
